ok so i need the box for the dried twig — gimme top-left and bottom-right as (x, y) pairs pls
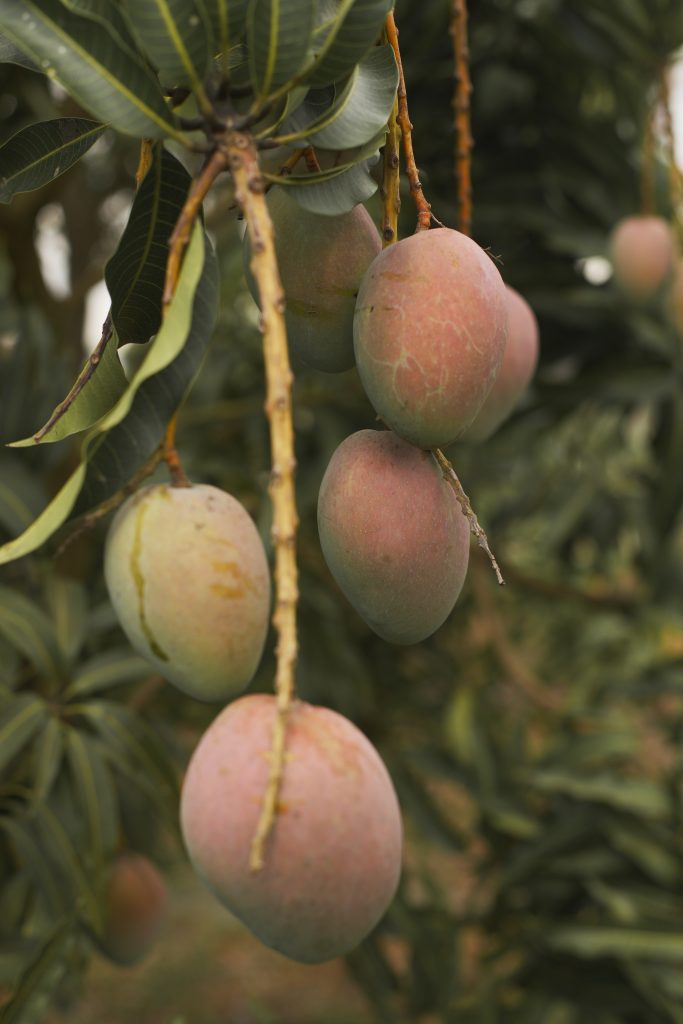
(451, 0), (473, 236)
(381, 97), (401, 246)
(432, 447), (504, 585)
(223, 131), (299, 873)
(385, 10), (434, 232)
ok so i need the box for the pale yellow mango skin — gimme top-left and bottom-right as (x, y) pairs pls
(104, 483), (270, 702)
(244, 187), (381, 373)
(354, 228), (509, 448)
(609, 215), (674, 299)
(180, 694), (403, 964)
(463, 286), (540, 442)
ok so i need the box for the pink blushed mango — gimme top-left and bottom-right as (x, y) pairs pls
(463, 286), (540, 441)
(96, 854), (168, 966)
(353, 228), (509, 448)
(317, 429), (470, 644)
(180, 694), (403, 964)
(609, 215), (674, 299)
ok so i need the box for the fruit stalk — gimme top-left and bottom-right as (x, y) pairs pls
(658, 66), (683, 251)
(381, 97), (401, 246)
(432, 447), (504, 585)
(385, 11), (432, 232)
(451, 0), (473, 237)
(223, 131), (299, 872)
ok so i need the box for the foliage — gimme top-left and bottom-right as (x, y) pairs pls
(0, 0), (683, 1021)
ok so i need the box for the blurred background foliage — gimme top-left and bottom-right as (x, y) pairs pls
(2, 0), (683, 1021)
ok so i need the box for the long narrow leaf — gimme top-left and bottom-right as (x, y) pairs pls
(0, 586), (66, 681)
(0, 118), (105, 205)
(247, 0), (316, 98)
(0, 695), (48, 776)
(0, 0), (180, 139)
(123, 0), (212, 91)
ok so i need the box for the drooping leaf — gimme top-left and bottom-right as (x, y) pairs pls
(0, 920), (75, 1024)
(0, 454), (47, 536)
(11, 328), (126, 447)
(529, 769), (671, 820)
(45, 576), (88, 664)
(57, 0), (146, 59)
(0, 695), (48, 776)
(0, 0), (181, 139)
(0, 225), (218, 566)
(0, 118), (105, 205)
(0, 34), (41, 72)
(64, 649), (152, 699)
(105, 145), (192, 345)
(75, 700), (179, 800)
(247, 0), (316, 98)
(0, 815), (66, 917)
(204, 0), (248, 56)
(122, 0), (212, 91)
(274, 45), (397, 150)
(548, 925), (683, 962)
(0, 585), (66, 682)
(308, 0), (394, 87)
(32, 718), (64, 803)
(65, 728), (119, 865)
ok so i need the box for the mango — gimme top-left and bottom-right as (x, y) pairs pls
(244, 186), (381, 373)
(104, 483), (270, 702)
(609, 214), (674, 299)
(317, 429), (470, 644)
(463, 286), (540, 441)
(180, 693), (403, 964)
(96, 853), (168, 966)
(353, 227), (509, 448)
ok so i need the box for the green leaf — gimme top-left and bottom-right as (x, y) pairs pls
(528, 769), (671, 820)
(263, 129), (384, 215)
(0, 225), (218, 566)
(308, 0), (393, 87)
(0, 815), (65, 917)
(0, 454), (47, 535)
(64, 648), (152, 699)
(548, 926), (683, 962)
(57, 0), (146, 58)
(0, 585), (66, 681)
(74, 700), (179, 799)
(0, 920), (75, 1024)
(247, 0), (316, 98)
(0, 34), (41, 71)
(205, 0), (248, 55)
(123, 0), (212, 91)
(45, 576), (88, 664)
(275, 45), (397, 150)
(105, 145), (192, 345)
(32, 718), (64, 803)
(0, 695), (48, 775)
(0, 118), (105, 205)
(65, 728), (119, 865)
(0, 1), (181, 139)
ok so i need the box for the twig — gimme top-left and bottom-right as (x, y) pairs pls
(432, 448), (504, 585)
(34, 315), (113, 441)
(385, 11), (434, 232)
(381, 97), (401, 246)
(54, 447), (164, 556)
(303, 146), (321, 173)
(222, 131), (299, 873)
(451, 0), (473, 236)
(135, 139), (155, 187)
(658, 65), (683, 252)
(163, 414), (190, 487)
(162, 147), (230, 310)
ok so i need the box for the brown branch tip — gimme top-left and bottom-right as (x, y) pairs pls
(451, 0), (473, 237)
(433, 448), (504, 586)
(222, 131), (299, 873)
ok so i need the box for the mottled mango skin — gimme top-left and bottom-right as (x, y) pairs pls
(244, 187), (381, 373)
(354, 228), (509, 448)
(609, 215), (674, 299)
(317, 430), (470, 644)
(463, 286), (540, 442)
(180, 694), (402, 964)
(96, 854), (168, 966)
(104, 483), (270, 702)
